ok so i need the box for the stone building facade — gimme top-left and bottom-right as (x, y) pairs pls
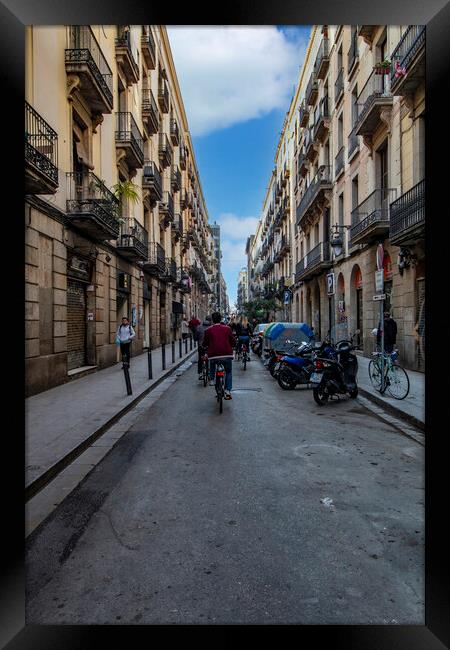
(247, 25), (425, 371)
(25, 25), (217, 396)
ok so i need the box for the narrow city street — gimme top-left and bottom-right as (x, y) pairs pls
(26, 352), (424, 625)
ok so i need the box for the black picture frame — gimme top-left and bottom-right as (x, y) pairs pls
(2, 0), (448, 646)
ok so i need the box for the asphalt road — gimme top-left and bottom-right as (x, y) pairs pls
(26, 353), (424, 624)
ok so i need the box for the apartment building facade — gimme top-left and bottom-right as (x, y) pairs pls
(25, 25), (215, 396)
(248, 25), (425, 371)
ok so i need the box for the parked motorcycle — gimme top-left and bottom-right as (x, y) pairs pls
(310, 342), (359, 405)
(251, 334), (263, 357)
(277, 342), (316, 390)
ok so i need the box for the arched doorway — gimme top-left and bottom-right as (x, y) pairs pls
(350, 264), (363, 348)
(306, 287), (312, 327)
(336, 272), (348, 341)
(313, 280), (321, 339)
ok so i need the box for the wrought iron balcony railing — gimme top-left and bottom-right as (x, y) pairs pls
(165, 257), (177, 281)
(142, 87), (159, 134)
(305, 70), (319, 106)
(355, 69), (393, 135)
(347, 126), (360, 160)
(159, 191), (174, 222)
(158, 78), (170, 113)
(170, 118), (180, 145)
(315, 38), (330, 79)
(144, 242), (166, 275)
(115, 112), (144, 167)
(313, 95), (330, 141)
(142, 160), (162, 202)
(335, 145), (345, 178)
(66, 171), (120, 239)
(158, 133), (173, 168)
(350, 188), (397, 242)
(141, 29), (156, 69)
(171, 166), (181, 192)
(65, 25), (113, 112)
(299, 99), (310, 127)
(390, 25), (425, 88)
(348, 28), (359, 75)
(335, 67), (344, 103)
(296, 242), (331, 281)
(296, 165), (332, 225)
(115, 28), (139, 83)
(117, 218), (148, 260)
(389, 178), (425, 243)
(25, 101), (59, 193)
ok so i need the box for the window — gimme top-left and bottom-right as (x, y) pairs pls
(338, 114), (343, 149)
(352, 175), (359, 209)
(338, 192), (344, 228)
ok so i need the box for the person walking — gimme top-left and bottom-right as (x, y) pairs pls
(116, 316), (136, 367)
(196, 318), (211, 379)
(203, 312), (236, 399)
(377, 311), (398, 354)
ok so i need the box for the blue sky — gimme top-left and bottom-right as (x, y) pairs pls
(167, 26), (312, 308)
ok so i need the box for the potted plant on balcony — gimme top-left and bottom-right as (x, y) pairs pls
(374, 59), (391, 74)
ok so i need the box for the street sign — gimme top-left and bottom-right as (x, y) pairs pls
(375, 270), (384, 292)
(373, 294), (386, 301)
(326, 272), (335, 295)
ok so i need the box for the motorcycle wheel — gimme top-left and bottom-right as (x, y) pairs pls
(278, 370), (296, 390)
(269, 363), (277, 377)
(349, 387), (358, 398)
(313, 385), (329, 405)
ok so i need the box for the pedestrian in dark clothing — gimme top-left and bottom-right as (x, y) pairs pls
(197, 319), (211, 377)
(116, 316), (136, 366)
(377, 312), (397, 353)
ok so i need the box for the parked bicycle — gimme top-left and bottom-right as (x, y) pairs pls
(368, 349), (410, 400)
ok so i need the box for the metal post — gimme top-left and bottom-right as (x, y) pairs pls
(179, 337), (183, 358)
(147, 339), (153, 380)
(162, 342), (166, 370)
(380, 299), (385, 392)
(185, 337), (188, 354)
(123, 362), (132, 395)
(189, 334), (193, 350)
(172, 340), (175, 364)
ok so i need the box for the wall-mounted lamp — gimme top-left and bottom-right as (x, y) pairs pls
(398, 247), (417, 275)
(330, 223), (351, 258)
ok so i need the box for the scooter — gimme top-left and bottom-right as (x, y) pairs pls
(251, 334), (263, 357)
(310, 342), (359, 405)
(276, 342), (316, 390)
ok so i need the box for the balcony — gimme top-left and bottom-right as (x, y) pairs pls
(66, 172), (120, 240)
(158, 78), (170, 113)
(335, 67), (344, 104)
(159, 191), (174, 227)
(143, 242), (165, 276)
(347, 126), (360, 161)
(170, 118), (180, 145)
(158, 133), (173, 169)
(354, 70), (393, 141)
(141, 30), (156, 70)
(389, 179), (425, 246)
(305, 128), (318, 162)
(115, 112), (144, 169)
(296, 165), (332, 228)
(65, 26), (113, 113)
(142, 87), (159, 135)
(178, 268), (191, 293)
(172, 212), (183, 241)
(164, 258), (177, 283)
(295, 242), (332, 282)
(25, 101), (59, 194)
(179, 145), (187, 170)
(115, 29), (139, 85)
(297, 147), (309, 179)
(390, 25), (425, 96)
(313, 96), (330, 143)
(350, 188), (397, 246)
(299, 99), (310, 127)
(335, 145), (345, 179)
(142, 161), (162, 204)
(305, 71), (319, 106)
(116, 218), (148, 261)
(171, 166), (181, 192)
(347, 28), (359, 77)
(315, 38), (330, 79)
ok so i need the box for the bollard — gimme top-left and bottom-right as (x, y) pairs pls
(190, 334), (193, 351)
(162, 343), (166, 370)
(123, 362), (132, 395)
(147, 342), (153, 380)
(185, 337), (188, 354)
(172, 340), (175, 364)
(179, 337), (183, 359)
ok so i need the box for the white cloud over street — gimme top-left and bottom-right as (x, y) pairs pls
(167, 26), (309, 137)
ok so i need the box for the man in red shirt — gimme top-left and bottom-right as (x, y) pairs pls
(203, 312), (236, 399)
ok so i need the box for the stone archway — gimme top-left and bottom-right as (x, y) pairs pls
(350, 264), (363, 348)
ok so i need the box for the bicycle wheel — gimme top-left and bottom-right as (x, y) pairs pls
(368, 359), (383, 390)
(243, 355), (247, 371)
(386, 365), (410, 400)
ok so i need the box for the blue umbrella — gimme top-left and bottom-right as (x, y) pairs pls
(263, 322), (314, 350)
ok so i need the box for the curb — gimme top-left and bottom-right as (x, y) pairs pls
(25, 348), (197, 503)
(358, 387), (425, 432)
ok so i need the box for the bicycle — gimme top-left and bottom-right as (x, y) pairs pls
(368, 349), (410, 399)
(241, 343), (249, 371)
(201, 352), (209, 387)
(214, 361), (226, 413)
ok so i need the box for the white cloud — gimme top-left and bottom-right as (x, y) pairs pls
(218, 213), (260, 241)
(167, 26), (309, 137)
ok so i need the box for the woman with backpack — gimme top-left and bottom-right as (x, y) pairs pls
(116, 316), (136, 367)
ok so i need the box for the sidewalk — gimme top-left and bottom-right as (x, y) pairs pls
(356, 353), (425, 430)
(25, 340), (198, 496)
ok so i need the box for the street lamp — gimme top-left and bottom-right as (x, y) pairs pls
(329, 223), (351, 257)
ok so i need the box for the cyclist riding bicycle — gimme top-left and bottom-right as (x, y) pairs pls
(236, 317), (253, 360)
(197, 318), (211, 380)
(203, 311), (236, 400)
